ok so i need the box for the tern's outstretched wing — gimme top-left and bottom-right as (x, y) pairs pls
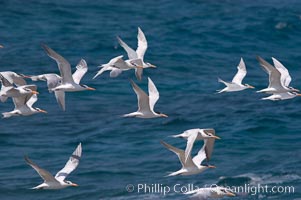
(130, 79), (150, 112)
(72, 59), (88, 84)
(136, 27), (148, 60)
(25, 156), (58, 183)
(117, 36), (137, 60)
(147, 78), (159, 112)
(42, 44), (74, 84)
(55, 143), (82, 182)
(231, 58), (247, 85)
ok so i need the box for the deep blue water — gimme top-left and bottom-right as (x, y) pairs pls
(0, 0), (301, 199)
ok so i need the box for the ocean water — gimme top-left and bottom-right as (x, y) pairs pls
(0, 0), (301, 199)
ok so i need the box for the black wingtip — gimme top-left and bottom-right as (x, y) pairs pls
(256, 55), (262, 61)
(24, 155), (30, 163)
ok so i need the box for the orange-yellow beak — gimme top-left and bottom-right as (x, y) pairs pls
(87, 87), (96, 91)
(226, 192), (236, 196)
(213, 135), (221, 140)
(31, 91), (39, 95)
(39, 109), (47, 113)
(296, 93), (301, 96)
(71, 183), (78, 187)
(208, 165), (216, 169)
(248, 85), (255, 89)
(160, 113), (168, 118)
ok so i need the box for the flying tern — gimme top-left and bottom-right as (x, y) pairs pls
(2, 93), (46, 118)
(42, 44), (95, 110)
(217, 58), (254, 93)
(123, 77), (167, 118)
(256, 56), (299, 94)
(42, 44), (95, 92)
(160, 140), (216, 176)
(25, 143), (82, 190)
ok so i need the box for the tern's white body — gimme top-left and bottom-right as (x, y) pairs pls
(218, 58), (254, 93)
(160, 140), (215, 176)
(93, 55), (143, 80)
(25, 143), (82, 190)
(123, 77), (167, 119)
(171, 128), (220, 163)
(185, 186), (236, 199)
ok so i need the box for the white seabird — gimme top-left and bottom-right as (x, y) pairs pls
(217, 58), (254, 93)
(123, 77), (167, 118)
(25, 143), (82, 190)
(160, 140), (216, 176)
(42, 44), (95, 110)
(2, 93), (47, 118)
(256, 56), (299, 94)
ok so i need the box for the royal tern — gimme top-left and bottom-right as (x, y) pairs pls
(160, 140), (215, 176)
(25, 143), (82, 190)
(171, 128), (220, 163)
(42, 44), (95, 110)
(217, 58), (254, 93)
(0, 74), (38, 102)
(256, 56), (299, 94)
(260, 57), (301, 100)
(123, 77), (167, 118)
(117, 27), (156, 80)
(93, 55), (143, 80)
(2, 93), (47, 118)
(185, 186), (236, 199)
(42, 44), (95, 92)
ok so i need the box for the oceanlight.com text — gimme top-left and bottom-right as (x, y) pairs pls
(125, 183), (295, 196)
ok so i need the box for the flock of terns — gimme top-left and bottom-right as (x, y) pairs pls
(0, 27), (298, 199)
(217, 56), (300, 100)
